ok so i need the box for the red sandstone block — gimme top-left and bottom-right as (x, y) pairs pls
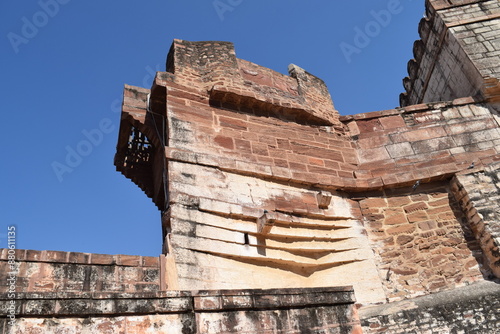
(418, 220), (437, 231)
(292, 171), (320, 185)
(342, 151), (359, 165)
(379, 115), (406, 130)
(403, 103), (429, 113)
(356, 119), (384, 133)
(214, 107), (248, 121)
(393, 126), (448, 143)
(307, 165), (337, 175)
(427, 206), (452, 216)
(271, 166), (292, 180)
(369, 166), (397, 177)
(357, 136), (391, 149)
(169, 86), (208, 104)
(219, 116), (248, 131)
(276, 138), (292, 150)
(410, 168), (431, 182)
(381, 173), (399, 186)
(308, 157), (324, 166)
(404, 202), (429, 213)
(339, 163), (356, 173)
(249, 162), (273, 176)
(91, 254), (116, 265)
(410, 193), (429, 202)
(384, 213), (408, 225)
(328, 176), (345, 188)
(167, 96), (187, 107)
(44, 250), (68, 263)
(338, 170), (353, 178)
(429, 198), (450, 207)
(123, 96), (147, 109)
(259, 135), (277, 146)
(425, 163), (459, 177)
(352, 109), (399, 121)
(214, 135), (235, 150)
(358, 147), (391, 164)
(287, 153), (309, 166)
(407, 211), (429, 223)
(360, 197), (386, 209)
(142, 256), (159, 267)
(386, 196), (411, 207)
(251, 142), (269, 156)
(395, 171), (418, 184)
(67, 252), (90, 264)
(234, 139), (251, 152)
(352, 179), (371, 190)
(328, 139), (347, 149)
(324, 160), (340, 170)
(292, 144), (344, 162)
(353, 169), (372, 179)
(452, 96), (476, 106)
(273, 158), (289, 168)
(25, 250), (43, 262)
(241, 131), (259, 141)
(289, 162), (308, 172)
(257, 156), (274, 165)
(219, 128), (243, 140)
(387, 224), (416, 235)
(275, 199), (296, 212)
(119, 255), (141, 266)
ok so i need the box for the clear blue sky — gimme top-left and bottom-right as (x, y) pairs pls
(1, 0), (424, 256)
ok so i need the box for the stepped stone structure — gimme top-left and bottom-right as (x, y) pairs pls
(2, 0), (500, 332)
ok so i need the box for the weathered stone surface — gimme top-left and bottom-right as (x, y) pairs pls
(360, 281), (500, 333)
(0, 287), (359, 334)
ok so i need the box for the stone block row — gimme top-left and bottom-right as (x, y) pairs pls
(0, 249), (162, 293)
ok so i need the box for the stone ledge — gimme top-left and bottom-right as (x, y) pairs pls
(0, 249), (160, 268)
(340, 96), (481, 122)
(0, 287), (355, 317)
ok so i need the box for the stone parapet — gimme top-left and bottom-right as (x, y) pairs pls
(0, 249), (164, 293)
(0, 287), (361, 333)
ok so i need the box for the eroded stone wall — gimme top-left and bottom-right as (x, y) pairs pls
(0, 287), (361, 334)
(0, 249), (162, 293)
(358, 183), (485, 302)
